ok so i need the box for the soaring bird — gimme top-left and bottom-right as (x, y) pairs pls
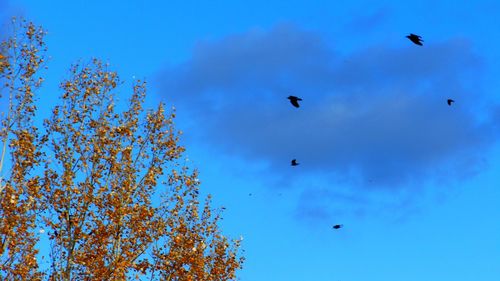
(287, 96), (302, 108)
(332, 224), (343, 230)
(406, 33), (423, 46)
(447, 99), (455, 106)
(291, 159), (299, 166)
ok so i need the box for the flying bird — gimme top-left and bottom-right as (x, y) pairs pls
(291, 159), (299, 166)
(332, 224), (343, 230)
(447, 99), (455, 106)
(406, 33), (423, 46)
(287, 95), (302, 108)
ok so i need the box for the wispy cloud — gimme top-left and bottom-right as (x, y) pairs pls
(156, 23), (499, 219)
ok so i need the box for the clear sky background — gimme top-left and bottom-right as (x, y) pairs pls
(2, 0), (500, 280)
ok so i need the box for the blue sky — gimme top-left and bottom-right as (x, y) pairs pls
(2, 0), (500, 280)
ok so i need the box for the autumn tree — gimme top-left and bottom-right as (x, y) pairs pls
(1, 19), (243, 281)
(0, 18), (47, 280)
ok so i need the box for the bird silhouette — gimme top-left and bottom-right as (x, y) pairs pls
(291, 159), (299, 166)
(287, 96), (302, 108)
(332, 224), (343, 229)
(447, 99), (455, 106)
(406, 33), (423, 46)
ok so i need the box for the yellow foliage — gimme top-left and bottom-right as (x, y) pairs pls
(0, 18), (243, 281)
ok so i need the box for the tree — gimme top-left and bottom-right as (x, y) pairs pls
(0, 18), (47, 280)
(0, 19), (243, 281)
